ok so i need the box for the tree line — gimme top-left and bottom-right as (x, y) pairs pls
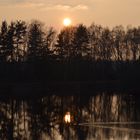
(0, 20), (140, 62)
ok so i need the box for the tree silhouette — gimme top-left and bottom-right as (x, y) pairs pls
(88, 23), (102, 60)
(0, 20), (139, 83)
(73, 24), (89, 59)
(6, 22), (16, 62)
(14, 20), (27, 62)
(56, 26), (76, 61)
(0, 20), (140, 63)
(27, 20), (45, 62)
(43, 27), (56, 60)
(99, 28), (113, 60)
(0, 21), (8, 62)
(112, 25), (125, 61)
(130, 28), (140, 61)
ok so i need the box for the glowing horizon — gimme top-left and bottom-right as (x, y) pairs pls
(0, 0), (140, 29)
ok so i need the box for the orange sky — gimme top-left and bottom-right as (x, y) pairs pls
(0, 0), (140, 29)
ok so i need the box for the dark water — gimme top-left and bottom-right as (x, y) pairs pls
(0, 92), (140, 140)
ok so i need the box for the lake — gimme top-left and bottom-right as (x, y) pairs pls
(0, 92), (140, 140)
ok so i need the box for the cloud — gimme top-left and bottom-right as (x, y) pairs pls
(74, 5), (88, 10)
(0, 0), (26, 4)
(16, 2), (45, 8)
(0, 0), (88, 11)
(41, 4), (88, 11)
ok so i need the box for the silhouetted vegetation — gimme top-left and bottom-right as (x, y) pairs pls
(1, 20), (140, 62)
(0, 20), (140, 82)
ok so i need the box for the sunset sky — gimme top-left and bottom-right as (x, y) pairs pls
(0, 0), (140, 29)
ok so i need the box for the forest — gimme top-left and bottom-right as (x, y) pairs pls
(0, 20), (140, 62)
(0, 20), (140, 82)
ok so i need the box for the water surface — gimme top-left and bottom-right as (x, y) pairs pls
(0, 92), (140, 140)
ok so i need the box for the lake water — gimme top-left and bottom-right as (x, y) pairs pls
(0, 92), (140, 140)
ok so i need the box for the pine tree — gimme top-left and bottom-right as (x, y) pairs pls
(56, 26), (75, 60)
(14, 20), (27, 62)
(28, 20), (44, 61)
(0, 21), (8, 62)
(6, 22), (15, 62)
(73, 24), (89, 59)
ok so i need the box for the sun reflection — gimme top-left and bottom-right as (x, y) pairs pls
(64, 112), (71, 123)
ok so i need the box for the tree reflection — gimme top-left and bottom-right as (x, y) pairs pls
(0, 93), (140, 140)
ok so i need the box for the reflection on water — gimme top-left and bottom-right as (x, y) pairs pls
(64, 112), (71, 123)
(0, 92), (140, 140)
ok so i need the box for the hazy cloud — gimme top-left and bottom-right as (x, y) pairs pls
(0, 0), (26, 4)
(4, 1), (88, 11)
(13, 2), (45, 8)
(41, 4), (88, 11)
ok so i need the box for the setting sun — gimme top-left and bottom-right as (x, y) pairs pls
(63, 18), (72, 27)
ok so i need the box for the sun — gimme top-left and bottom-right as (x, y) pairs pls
(63, 18), (72, 27)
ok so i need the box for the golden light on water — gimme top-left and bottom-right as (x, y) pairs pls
(64, 112), (71, 123)
(63, 18), (72, 27)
